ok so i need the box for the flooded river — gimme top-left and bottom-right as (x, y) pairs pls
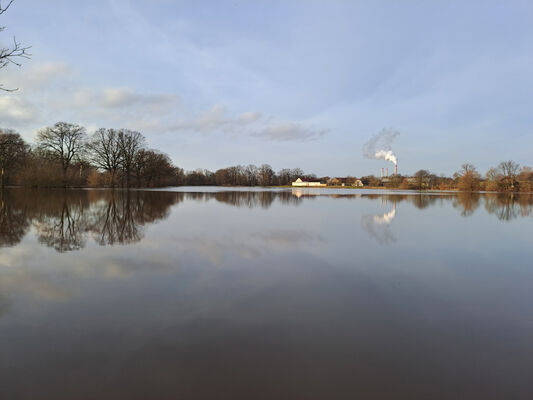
(1, 188), (532, 399)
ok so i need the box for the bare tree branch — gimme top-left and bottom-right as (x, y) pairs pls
(0, 0), (31, 91)
(0, 1), (15, 16)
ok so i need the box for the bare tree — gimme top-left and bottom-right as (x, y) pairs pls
(0, 0), (31, 91)
(118, 129), (145, 188)
(0, 128), (28, 187)
(87, 128), (122, 187)
(36, 122), (87, 185)
(258, 164), (274, 186)
(454, 163), (481, 192)
(244, 164), (258, 186)
(498, 160), (520, 192)
(414, 169), (431, 190)
(498, 160), (520, 179)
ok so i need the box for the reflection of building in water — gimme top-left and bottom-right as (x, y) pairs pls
(292, 188), (326, 198)
(291, 188), (363, 199)
(361, 198), (397, 245)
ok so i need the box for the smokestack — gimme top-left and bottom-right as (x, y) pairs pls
(395, 163), (398, 176)
(386, 168), (388, 177)
(381, 168), (383, 178)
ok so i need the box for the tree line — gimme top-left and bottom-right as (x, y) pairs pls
(361, 162), (533, 193)
(1, 124), (532, 191)
(0, 123), (316, 188)
(0, 123), (177, 188)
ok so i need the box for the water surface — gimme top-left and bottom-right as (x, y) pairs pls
(1, 188), (532, 399)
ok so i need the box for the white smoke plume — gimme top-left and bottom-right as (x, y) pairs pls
(363, 128), (399, 165)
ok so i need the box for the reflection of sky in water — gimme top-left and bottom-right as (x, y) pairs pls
(1, 189), (533, 399)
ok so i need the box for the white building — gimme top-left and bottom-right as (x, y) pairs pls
(292, 178), (325, 187)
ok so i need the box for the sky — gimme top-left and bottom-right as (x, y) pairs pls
(0, 0), (532, 176)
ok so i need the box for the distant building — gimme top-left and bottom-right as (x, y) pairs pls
(292, 178), (326, 187)
(327, 177), (364, 187)
(327, 177), (344, 186)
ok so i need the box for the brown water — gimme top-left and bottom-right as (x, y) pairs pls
(1, 188), (533, 399)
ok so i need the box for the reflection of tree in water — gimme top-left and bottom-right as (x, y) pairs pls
(88, 191), (178, 246)
(361, 202), (397, 245)
(213, 191), (300, 208)
(484, 194), (533, 221)
(453, 193), (480, 217)
(34, 199), (87, 252)
(1, 189), (532, 251)
(410, 194), (440, 210)
(0, 190), (31, 247)
(88, 194), (140, 246)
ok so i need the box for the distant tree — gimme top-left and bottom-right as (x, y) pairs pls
(454, 163), (481, 192)
(258, 164), (274, 186)
(87, 128), (122, 187)
(0, 0), (31, 91)
(414, 169), (431, 190)
(0, 128), (28, 188)
(244, 164), (258, 186)
(518, 167), (533, 193)
(485, 167), (501, 191)
(361, 175), (380, 187)
(499, 160), (520, 178)
(498, 160), (520, 192)
(36, 122), (87, 185)
(117, 129), (145, 188)
(135, 149), (175, 187)
(215, 167), (229, 186)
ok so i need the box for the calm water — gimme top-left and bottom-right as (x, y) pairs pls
(1, 188), (533, 399)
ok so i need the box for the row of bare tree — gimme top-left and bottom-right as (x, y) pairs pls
(0, 123), (177, 188)
(0, 124), (317, 188)
(176, 166), (313, 187)
(1, 124), (531, 191)
(360, 162), (533, 192)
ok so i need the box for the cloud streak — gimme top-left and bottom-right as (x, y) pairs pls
(168, 104), (326, 141)
(1, 62), (327, 144)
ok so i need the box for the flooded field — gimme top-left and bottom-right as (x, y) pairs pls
(1, 188), (532, 399)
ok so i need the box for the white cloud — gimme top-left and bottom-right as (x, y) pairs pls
(0, 96), (40, 125)
(255, 121), (328, 141)
(238, 111), (262, 124)
(168, 105), (326, 141)
(2, 62), (72, 92)
(0, 61), (327, 144)
(169, 104), (259, 133)
(72, 87), (179, 110)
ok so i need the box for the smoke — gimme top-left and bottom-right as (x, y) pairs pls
(363, 128), (399, 165)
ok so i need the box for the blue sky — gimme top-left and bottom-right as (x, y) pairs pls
(1, 0), (532, 176)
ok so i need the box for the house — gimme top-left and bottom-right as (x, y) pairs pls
(292, 178), (326, 187)
(327, 177), (364, 187)
(327, 177), (344, 186)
